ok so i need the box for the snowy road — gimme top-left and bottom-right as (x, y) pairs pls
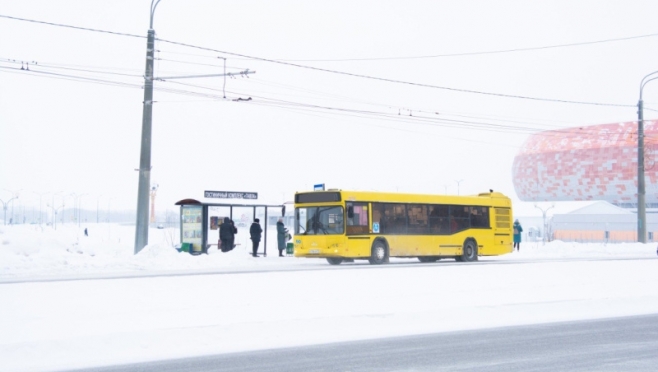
(73, 313), (658, 372)
(0, 255), (651, 284)
(2, 255), (658, 371)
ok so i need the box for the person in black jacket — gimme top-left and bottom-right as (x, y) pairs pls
(249, 218), (263, 257)
(277, 218), (288, 257)
(219, 217), (235, 252)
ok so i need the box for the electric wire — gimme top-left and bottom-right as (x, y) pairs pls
(0, 14), (145, 39)
(0, 13), (639, 107)
(274, 32), (658, 62)
(0, 60), (643, 145)
(0, 56), (647, 146)
(155, 37), (637, 108)
(161, 78), (629, 140)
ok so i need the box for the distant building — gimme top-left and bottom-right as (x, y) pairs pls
(512, 120), (658, 208)
(550, 201), (658, 243)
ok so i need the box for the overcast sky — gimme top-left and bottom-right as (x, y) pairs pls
(2, 0), (658, 216)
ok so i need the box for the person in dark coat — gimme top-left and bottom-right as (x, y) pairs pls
(277, 218), (288, 257)
(249, 218), (263, 257)
(230, 219), (238, 234)
(219, 217), (235, 252)
(513, 219), (523, 251)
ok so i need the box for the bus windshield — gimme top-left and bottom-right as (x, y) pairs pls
(295, 206), (344, 235)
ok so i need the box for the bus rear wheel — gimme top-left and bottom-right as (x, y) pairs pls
(461, 240), (478, 262)
(327, 258), (343, 265)
(369, 241), (387, 265)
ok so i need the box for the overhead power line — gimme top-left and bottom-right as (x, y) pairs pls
(156, 37), (636, 108)
(0, 13), (637, 107)
(1, 62), (647, 148)
(276, 32), (658, 62)
(0, 14), (144, 39)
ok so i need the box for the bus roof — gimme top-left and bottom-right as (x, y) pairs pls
(295, 190), (511, 207)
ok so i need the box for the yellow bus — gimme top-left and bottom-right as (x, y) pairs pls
(293, 189), (513, 265)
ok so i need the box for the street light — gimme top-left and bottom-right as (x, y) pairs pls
(32, 191), (49, 226)
(78, 193), (88, 227)
(455, 179), (464, 195)
(97, 194), (104, 224)
(107, 196), (114, 241)
(0, 195), (18, 225)
(637, 70), (658, 243)
(47, 202), (65, 230)
(3, 189), (21, 224)
(135, 0), (162, 254)
(50, 191), (63, 227)
(534, 203), (554, 245)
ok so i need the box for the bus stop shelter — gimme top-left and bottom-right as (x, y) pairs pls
(175, 199), (286, 256)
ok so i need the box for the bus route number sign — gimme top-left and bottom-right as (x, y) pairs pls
(373, 222), (380, 233)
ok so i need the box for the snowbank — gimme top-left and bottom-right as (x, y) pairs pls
(1, 223), (655, 280)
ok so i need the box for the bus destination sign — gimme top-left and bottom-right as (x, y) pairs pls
(204, 190), (258, 200)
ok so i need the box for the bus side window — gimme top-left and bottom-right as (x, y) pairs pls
(429, 205), (449, 235)
(371, 203), (385, 233)
(347, 203), (369, 235)
(407, 204), (428, 234)
(470, 206), (490, 228)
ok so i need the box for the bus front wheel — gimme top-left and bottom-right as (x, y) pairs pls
(369, 241), (388, 265)
(461, 240), (478, 262)
(327, 258), (343, 265)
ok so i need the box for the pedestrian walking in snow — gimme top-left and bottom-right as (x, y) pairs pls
(84, 228), (88, 237)
(249, 218), (263, 257)
(513, 219), (523, 251)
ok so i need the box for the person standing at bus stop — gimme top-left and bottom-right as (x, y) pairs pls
(277, 218), (288, 257)
(513, 219), (523, 251)
(220, 217), (235, 252)
(249, 218), (263, 257)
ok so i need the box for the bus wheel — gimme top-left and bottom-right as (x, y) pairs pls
(327, 258), (343, 265)
(418, 256), (439, 263)
(369, 241), (387, 265)
(461, 240), (478, 262)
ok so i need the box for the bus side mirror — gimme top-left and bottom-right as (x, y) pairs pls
(347, 206), (354, 218)
(282, 206), (286, 217)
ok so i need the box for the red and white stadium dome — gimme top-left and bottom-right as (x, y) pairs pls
(512, 120), (658, 205)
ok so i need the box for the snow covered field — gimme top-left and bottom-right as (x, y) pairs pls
(1, 224), (657, 371)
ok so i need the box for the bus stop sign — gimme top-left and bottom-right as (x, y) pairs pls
(204, 190), (258, 199)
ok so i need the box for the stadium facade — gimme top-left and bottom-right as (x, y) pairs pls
(512, 120), (658, 208)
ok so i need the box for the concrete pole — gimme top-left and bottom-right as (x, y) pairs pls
(135, 0), (160, 254)
(637, 71), (658, 243)
(638, 99), (646, 243)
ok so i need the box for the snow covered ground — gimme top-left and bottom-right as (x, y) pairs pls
(1, 224), (657, 371)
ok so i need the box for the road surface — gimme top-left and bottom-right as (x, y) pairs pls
(76, 313), (658, 372)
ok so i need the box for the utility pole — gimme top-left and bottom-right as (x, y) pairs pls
(135, 0), (160, 254)
(133, 1), (255, 255)
(637, 70), (658, 243)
